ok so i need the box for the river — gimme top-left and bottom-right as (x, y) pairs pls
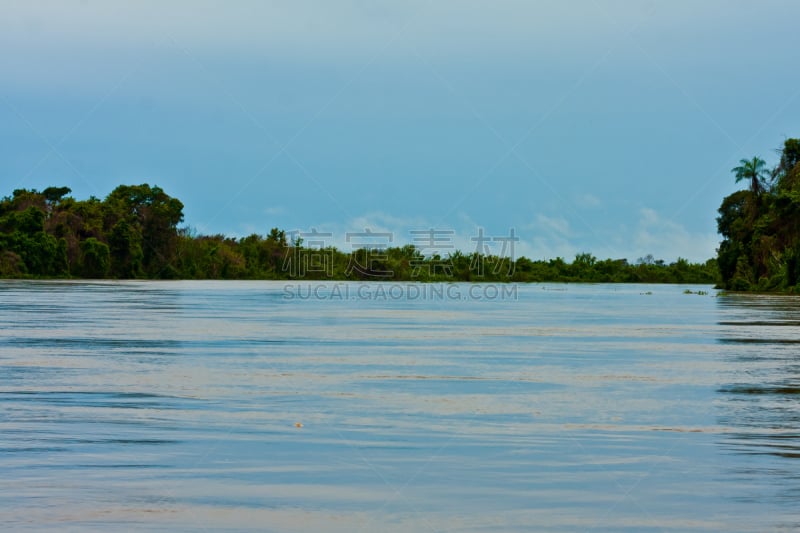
(1, 281), (798, 531)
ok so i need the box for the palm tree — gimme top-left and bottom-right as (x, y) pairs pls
(732, 157), (769, 196)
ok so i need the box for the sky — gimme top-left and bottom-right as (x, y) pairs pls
(1, 0), (799, 262)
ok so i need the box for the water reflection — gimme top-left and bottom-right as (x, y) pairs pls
(716, 293), (800, 526)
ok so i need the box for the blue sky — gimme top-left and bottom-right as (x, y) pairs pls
(2, 1), (799, 262)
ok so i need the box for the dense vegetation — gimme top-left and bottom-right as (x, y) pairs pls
(717, 138), (800, 292)
(0, 183), (718, 283)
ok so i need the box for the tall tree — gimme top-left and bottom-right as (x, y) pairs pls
(732, 157), (769, 196)
(717, 139), (800, 291)
(104, 184), (184, 277)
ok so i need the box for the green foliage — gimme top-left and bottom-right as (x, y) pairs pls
(80, 237), (110, 278)
(108, 219), (143, 278)
(683, 289), (709, 295)
(0, 185), (181, 279)
(104, 184), (184, 277)
(774, 138), (800, 191)
(717, 138), (800, 291)
(2, 206), (46, 234)
(0, 183), (719, 283)
(0, 250), (26, 277)
(0, 202), (68, 276)
(733, 157), (770, 196)
(42, 186), (72, 204)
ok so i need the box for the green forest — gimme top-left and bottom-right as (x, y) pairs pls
(0, 183), (718, 283)
(717, 137), (800, 292)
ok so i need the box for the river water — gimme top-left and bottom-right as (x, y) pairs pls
(1, 281), (798, 531)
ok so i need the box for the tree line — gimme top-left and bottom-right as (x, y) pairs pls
(717, 137), (800, 291)
(0, 183), (718, 283)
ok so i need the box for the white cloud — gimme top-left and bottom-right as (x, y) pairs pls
(289, 211), (431, 251)
(210, 206), (720, 264)
(514, 214), (579, 260)
(631, 208), (719, 262)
